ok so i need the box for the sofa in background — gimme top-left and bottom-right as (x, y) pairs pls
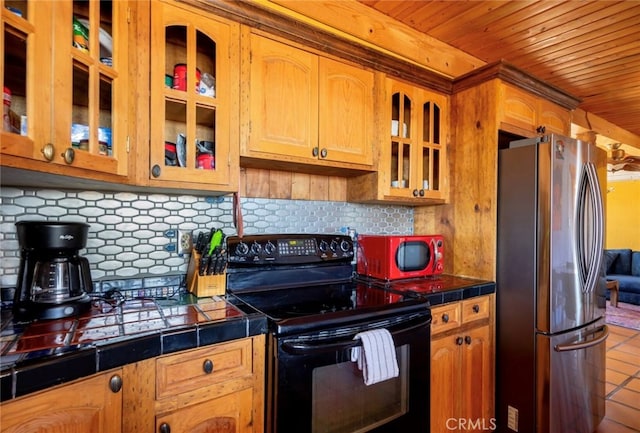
(604, 249), (640, 306)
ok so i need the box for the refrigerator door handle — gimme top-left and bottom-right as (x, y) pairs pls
(577, 162), (605, 294)
(554, 325), (609, 352)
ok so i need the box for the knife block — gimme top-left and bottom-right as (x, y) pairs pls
(186, 250), (226, 297)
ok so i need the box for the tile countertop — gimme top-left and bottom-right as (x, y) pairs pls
(359, 274), (496, 305)
(0, 295), (267, 402)
(0, 275), (495, 402)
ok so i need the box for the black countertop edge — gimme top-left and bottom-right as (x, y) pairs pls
(0, 313), (267, 402)
(424, 282), (496, 307)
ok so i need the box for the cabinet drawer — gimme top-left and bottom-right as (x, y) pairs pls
(461, 296), (490, 324)
(156, 338), (253, 399)
(430, 302), (461, 335)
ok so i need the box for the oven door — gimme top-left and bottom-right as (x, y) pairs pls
(268, 311), (431, 433)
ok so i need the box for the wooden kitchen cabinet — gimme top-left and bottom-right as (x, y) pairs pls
(146, 0), (239, 191)
(499, 82), (570, 136)
(0, 369), (123, 433)
(123, 335), (265, 433)
(418, 61), (580, 279)
(1, 0), (130, 180)
(348, 76), (449, 205)
(241, 32), (374, 174)
(430, 295), (494, 433)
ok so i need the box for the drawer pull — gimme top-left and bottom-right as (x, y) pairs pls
(159, 422), (171, 433)
(472, 304), (480, 313)
(203, 359), (214, 374)
(465, 336), (472, 345)
(456, 337), (463, 346)
(442, 313), (449, 323)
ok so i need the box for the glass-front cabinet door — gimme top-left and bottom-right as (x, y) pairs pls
(1, 0), (33, 156)
(1, 0), (129, 177)
(149, 1), (238, 189)
(386, 78), (448, 203)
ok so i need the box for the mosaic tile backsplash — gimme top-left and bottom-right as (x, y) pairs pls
(0, 188), (414, 289)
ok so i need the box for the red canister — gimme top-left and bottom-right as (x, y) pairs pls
(196, 153), (215, 170)
(173, 64), (201, 92)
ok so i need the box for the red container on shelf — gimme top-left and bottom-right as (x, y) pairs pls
(196, 153), (215, 170)
(173, 64), (201, 92)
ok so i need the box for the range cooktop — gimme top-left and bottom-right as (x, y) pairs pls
(227, 280), (429, 336)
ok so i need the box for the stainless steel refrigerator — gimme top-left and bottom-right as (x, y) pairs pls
(496, 134), (609, 433)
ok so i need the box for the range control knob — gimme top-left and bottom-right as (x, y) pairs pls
(264, 241), (276, 255)
(319, 240), (329, 252)
(330, 240), (338, 252)
(250, 242), (262, 255)
(340, 240), (351, 252)
(235, 242), (249, 256)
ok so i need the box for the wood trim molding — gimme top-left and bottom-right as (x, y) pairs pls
(177, 0), (453, 94)
(453, 60), (581, 110)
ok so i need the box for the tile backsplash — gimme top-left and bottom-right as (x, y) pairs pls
(0, 187), (413, 288)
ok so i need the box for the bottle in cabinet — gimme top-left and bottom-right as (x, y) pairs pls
(148, 1), (239, 190)
(1, 0), (130, 178)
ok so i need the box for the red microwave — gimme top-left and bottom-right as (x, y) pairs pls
(357, 235), (444, 280)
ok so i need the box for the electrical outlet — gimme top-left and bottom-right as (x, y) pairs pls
(177, 229), (192, 255)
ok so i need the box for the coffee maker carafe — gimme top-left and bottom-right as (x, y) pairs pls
(14, 221), (93, 320)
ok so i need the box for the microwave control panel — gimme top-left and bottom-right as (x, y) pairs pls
(227, 234), (353, 265)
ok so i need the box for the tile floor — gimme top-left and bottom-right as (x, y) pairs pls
(595, 324), (640, 432)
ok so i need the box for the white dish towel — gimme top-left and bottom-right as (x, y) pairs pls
(350, 328), (399, 386)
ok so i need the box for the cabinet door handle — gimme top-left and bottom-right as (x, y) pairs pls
(412, 189), (419, 197)
(61, 147), (75, 164)
(41, 143), (55, 161)
(442, 313), (449, 323)
(473, 304), (480, 313)
(159, 422), (171, 433)
(320, 148), (328, 158)
(465, 336), (472, 345)
(203, 359), (214, 374)
(456, 337), (464, 346)
(419, 189), (425, 197)
(151, 164), (162, 178)
(109, 374), (123, 393)
(312, 147), (319, 157)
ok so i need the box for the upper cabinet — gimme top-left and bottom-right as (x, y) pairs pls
(348, 77), (449, 205)
(241, 32), (374, 174)
(1, 0), (130, 179)
(146, 0), (239, 191)
(499, 82), (570, 135)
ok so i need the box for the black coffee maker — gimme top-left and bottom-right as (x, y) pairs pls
(14, 221), (93, 320)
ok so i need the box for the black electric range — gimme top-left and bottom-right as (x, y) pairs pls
(224, 234), (432, 433)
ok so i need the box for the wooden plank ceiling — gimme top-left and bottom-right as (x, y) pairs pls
(356, 0), (640, 139)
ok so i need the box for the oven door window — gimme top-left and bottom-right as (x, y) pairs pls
(312, 345), (409, 433)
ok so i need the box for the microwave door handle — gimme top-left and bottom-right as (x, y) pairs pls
(431, 238), (442, 272)
(281, 319), (429, 355)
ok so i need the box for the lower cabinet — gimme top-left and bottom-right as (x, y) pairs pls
(430, 295), (494, 433)
(0, 369), (124, 433)
(0, 335), (264, 433)
(124, 334), (265, 433)
(156, 387), (253, 433)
